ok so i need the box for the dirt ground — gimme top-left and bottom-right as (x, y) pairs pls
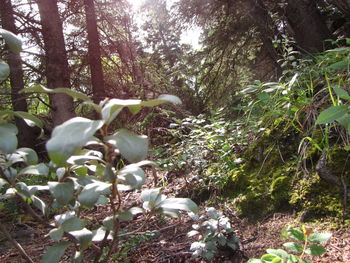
(1, 171), (349, 263)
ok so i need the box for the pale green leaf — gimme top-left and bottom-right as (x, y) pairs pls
(77, 181), (111, 207)
(308, 232), (332, 243)
(18, 163), (49, 176)
(46, 117), (104, 165)
(105, 129), (148, 163)
(141, 94), (182, 107)
(22, 85), (93, 103)
(305, 245), (326, 256)
(283, 242), (303, 253)
(40, 242), (70, 263)
(69, 228), (92, 249)
(48, 182), (75, 205)
(14, 111), (43, 129)
(0, 123), (18, 153)
(48, 227), (64, 241)
(0, 60), (10, 81)
(0, 29), (22, 53)
(159, 198), (198, 213)
(316, 105), (348, 124)
(15, 147), (38, 165)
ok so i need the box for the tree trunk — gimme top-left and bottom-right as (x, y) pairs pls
(84, 0), (106, 104)
(36, 0), (74, 126)
(0, 0), (37, 148)
(238, 0), (282, 77)
(285, 0), (333, 52)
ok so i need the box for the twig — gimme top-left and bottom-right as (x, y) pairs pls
(0, 223), (35, 263)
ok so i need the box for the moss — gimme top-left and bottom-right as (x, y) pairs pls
(270, 175), (292, 204)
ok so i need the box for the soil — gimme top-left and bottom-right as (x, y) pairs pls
(0, 170), (349, 263)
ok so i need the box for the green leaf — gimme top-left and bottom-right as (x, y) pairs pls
(32, 195), (47, 215)
(22, 85), (93, 103)
(14, 111), (43, 129)
(101, 98), (142, 124)
(287, 228), (305, 242)
(117, 210), (133, 221)
(308, 232), (332, 243)
(333, 87), (350, 100)
(316, 105), (348, 124)
(92, 227), (113, 242)
(141, 94), (182, 107)
(48, 182), (75, 205)
(15, 148), (38, 165)
(0, 60), (10, 81)
(46, 117), (104, 165)
(48, 228), (64, 241)
(41, 242), (70, 263)
(104, 129), (148, 163)
(18, 163), (49, 176)
(0, 123), (18, 153)
(261, 254), (278, 261)
(247, 259), (263, 263)
(283, 242), (303, 253)
(305, 245), (326, 256)
(117, 164), (145, 190)
(327, 59), (349, 71)
(77, 181), (111, 207)
(0, 29), (22, 53)
(69, 228), (92, 249)
(159, 198), (198, 213)
(61, 217), (84, 232)
(266, 249), (289, 258)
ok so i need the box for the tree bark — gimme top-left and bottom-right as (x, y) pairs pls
(238, 0), (282, 77)
(36, 0), (74, 126)
(0, 0), (37, 148)
(285, 0), (333, 52)
(84, 0), (106, 103)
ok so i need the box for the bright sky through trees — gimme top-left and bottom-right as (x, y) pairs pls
(127, 0), (202, 49)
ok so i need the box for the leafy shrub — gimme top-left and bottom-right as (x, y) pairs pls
(0, 86), (198, 262)
(187, 207), (238, 260)
(248, 226), (331, 263)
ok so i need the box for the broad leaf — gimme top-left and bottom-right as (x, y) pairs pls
(101, 98), (142, 124)
(141, 94), (182, 107)
(22, 85), (93, 103)
(46, 117), (104, 165)
(316, 105), (348, 125)
(92, 227), (113, 242)
(308, 232), (332, 243)
(77, 181), (111, 207)
(117, 164), (145, 190)
(32, 195), (47, 215)
(18, 163), (49, 176)
(15, 147), (38, 165)
(14, 111), (43, 129)
(0, 60), (10, 81)
(159, 198), (198, 213)
(48, 182), (75, 205)
(305, 245), (326, 256)
(333, 87), (350, 100)
(105, 129), (148, 163)
(69, 228), (93, 249)
(62, 217), (84, 232)
(41, 242), (70, 263)
(48, 228), (64, 241)
(283, 242), (303, 253)
(0, 123), (18, 153)
(287, 228), (305, 242)
(0, 29), (22, 53)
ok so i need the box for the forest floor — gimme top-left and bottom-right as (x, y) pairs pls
(0, 170), (349, 263)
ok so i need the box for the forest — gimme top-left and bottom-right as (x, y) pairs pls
(0, 0), (350, 262)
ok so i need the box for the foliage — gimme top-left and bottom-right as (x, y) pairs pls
(0, 87), (198, 262)
(155, 113), (246, 188)
(187, 207), (238, 260)
(248, 226), (331, 263)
